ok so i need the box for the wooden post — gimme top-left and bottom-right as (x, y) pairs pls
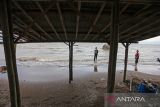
(1, 0), (20, 107)
(69, 42), (73, 83)
(122, 43), (130, 82)
(71, 42), (73, 81)
(12, 43), (21, 107)
(107, 0), (119, 93)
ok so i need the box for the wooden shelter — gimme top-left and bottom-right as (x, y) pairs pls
(0, 0), (160, 107)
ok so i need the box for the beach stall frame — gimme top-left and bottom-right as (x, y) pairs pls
(1, 0), (160, 106)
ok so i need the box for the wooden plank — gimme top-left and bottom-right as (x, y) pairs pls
(13, 15), (46, 41)
(56, 2), (68, 40)
(120, 16), (160, 40)
(119, 3), (130, 15)
(119, 13), (157, 36)
(134, 4), (151, 16)
(125, 24), (160, 41)
(107, 0), (119, 93)
(92, 3), (129, 41)
(129, 30), (160, 42)
(68, 2), (105, 40)
(36, 2), (61, 40)
(84, 2), (106, 40)
(75, 2), (81, 40)
(13, 1), (53, 40)
(104, 6), (157, 41)
(13, 22), (40, 41)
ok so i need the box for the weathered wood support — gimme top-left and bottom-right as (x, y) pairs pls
(1, 0), (21, 107)
(122, 43), (130, 82)
(12, 43), (21, 107)
(107, 0), (119, 93)
(69, 42), (74, 83)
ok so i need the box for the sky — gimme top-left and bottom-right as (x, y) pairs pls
(139, 36), (160, 44)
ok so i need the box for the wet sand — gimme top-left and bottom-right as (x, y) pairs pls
(0, 70), (160, 107)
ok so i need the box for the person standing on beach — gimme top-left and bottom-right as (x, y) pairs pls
(94, 47), (98, 62)
(135, 50), (139, 71)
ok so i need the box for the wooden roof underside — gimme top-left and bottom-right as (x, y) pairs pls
(1, 0), (160, 43)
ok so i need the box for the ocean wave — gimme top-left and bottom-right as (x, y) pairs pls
(17, 57), (65, 62)
(17, 56), (159, 67)
(17, 57), (37, 62)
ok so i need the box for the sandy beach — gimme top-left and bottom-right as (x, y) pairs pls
(0, 70), (160, 107)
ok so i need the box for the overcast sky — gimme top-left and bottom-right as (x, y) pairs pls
(139, 36), (160, 44)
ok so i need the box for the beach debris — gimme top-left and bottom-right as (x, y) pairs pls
(102, 44), (110, 50)
(115, 82), (130, 92)
(136, 80), (159, 93)
(123, 80), (130, 85)
(117, 82), (126, 88)
(17, 57), (37, 62)
(0, 66), (7, 73)
(100, 78), (106, 81)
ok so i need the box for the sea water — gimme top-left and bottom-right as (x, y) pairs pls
(0, 43), (159, 82)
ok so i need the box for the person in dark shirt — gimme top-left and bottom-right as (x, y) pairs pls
(94, 47), (98, 62)
(135, 50), (139, 71)
(157, 58), (160, 63)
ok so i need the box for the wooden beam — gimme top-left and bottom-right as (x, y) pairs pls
(75, 2), (81, 41)
(1, 0), (21, 107)
(128, 30), (160, 42)
(119, 3), (130, 15)
(125, 24), (160, 41)
(13, 32), (28, 43)
(43, 1), (55, 13)
(36, 2), (61, 40)
(13, 15), (46, 41)
(56, 2), (68, 40)
(13, 23), (32, 42)
(107, 0), (119, 93)
(13, 1), (53, 40)
(105, 4), (152, 40)
(134, 4), (151, 16)
(121, 4), (151, 24)
(13, 22), (40, 41)
(104, 5), (155, 40)
(119, 13), (157, 36)
(84, 2), (106, 40)
(69, 42), (74, 83)
(14, 35), (23, 43)
(122, 43), (130, 82)
(120, 16), (160, 40)
(92, 3), (129, 41)
(68, 2), (104, 40)
(122, 43), (126, 47)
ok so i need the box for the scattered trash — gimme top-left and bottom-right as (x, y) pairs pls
(136, 80), (159, 93)
(0, 66), (7, 73)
